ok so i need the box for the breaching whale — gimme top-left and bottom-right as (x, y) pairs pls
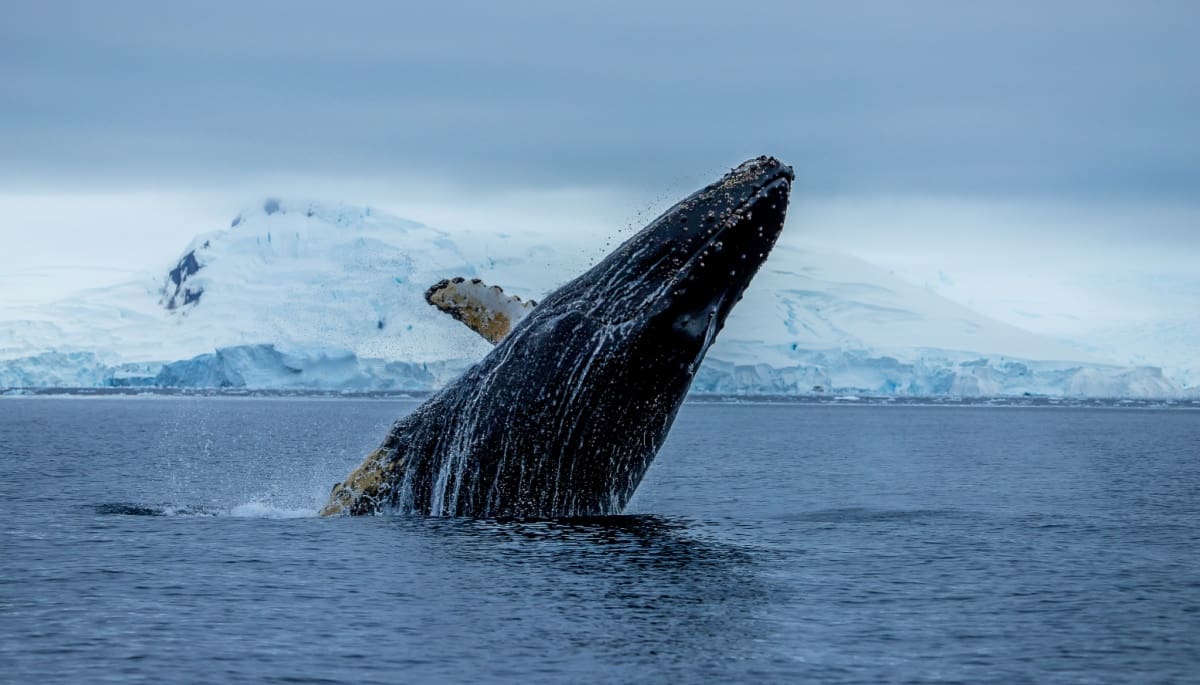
(322, 156), (793, 517)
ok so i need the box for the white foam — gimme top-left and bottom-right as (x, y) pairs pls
(227, 501), (317, 519)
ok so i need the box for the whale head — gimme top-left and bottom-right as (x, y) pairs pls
(523, 155), (794, 375)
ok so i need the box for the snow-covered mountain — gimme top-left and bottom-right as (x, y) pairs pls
(1, 200), (492, 366)
(697, 249), (1182, 397)
(0, 199), (1189, 398)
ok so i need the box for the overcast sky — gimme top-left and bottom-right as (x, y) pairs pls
(1, 0), (1197, 334)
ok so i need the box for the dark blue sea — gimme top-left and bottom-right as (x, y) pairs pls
(1, 397), (1197, 683)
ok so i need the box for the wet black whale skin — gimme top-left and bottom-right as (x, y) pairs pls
(332, 157), (794, 518)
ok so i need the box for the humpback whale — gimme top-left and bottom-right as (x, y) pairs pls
(322, 156), (793, 517)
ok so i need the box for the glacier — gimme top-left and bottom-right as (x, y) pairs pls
(0, 198), (1191, 398)
(692, 353), (1182, 399)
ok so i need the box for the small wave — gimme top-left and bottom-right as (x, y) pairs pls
(778, 507), (957, 523)
(94, 501), (315, 519)
(94, 502), (219, 517)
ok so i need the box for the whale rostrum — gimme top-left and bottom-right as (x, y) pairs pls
(321, 156), (794, 517)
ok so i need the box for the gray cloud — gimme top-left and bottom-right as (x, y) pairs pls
(2, 0), (1198, 201)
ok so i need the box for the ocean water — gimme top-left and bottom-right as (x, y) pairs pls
(1, 397), (1197, 684)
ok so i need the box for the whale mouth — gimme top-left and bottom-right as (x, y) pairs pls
(659, 163), (791, 344)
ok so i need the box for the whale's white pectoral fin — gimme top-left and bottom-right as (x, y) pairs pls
(425, 277), (537, 344)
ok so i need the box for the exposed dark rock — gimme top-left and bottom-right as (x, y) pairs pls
(168, 251), (200, 287)
(163, 250), (204, 310)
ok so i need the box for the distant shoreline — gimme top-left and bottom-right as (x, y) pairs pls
(3, 387), (1197, 409)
